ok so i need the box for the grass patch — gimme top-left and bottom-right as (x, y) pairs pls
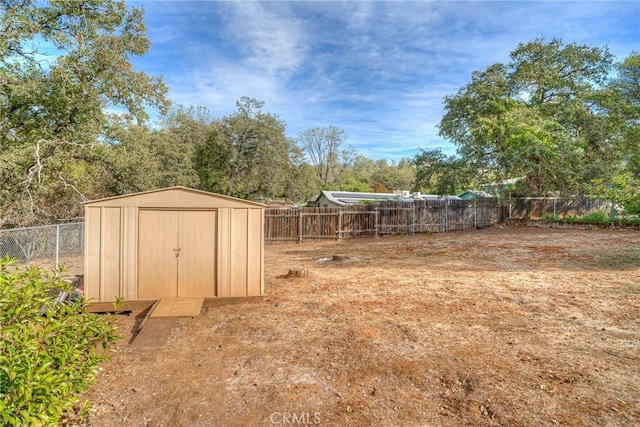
(622, 286), (640, 295)
(565, 245), (640, 270)
(542, 212), (640, 224)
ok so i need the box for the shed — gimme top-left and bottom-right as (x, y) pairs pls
(83, 187), (265, 302)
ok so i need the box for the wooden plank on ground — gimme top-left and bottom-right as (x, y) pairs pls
(85, 300), (155, 314)
(130, 317), (178, 349)
(150, 297), (204, 318)
(203, 296), (264, 307)
(133, 299), (160, 335)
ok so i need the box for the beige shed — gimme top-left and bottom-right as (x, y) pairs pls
(83, 187), (265, 302)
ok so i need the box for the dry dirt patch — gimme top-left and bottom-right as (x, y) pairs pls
(83, 226), (640, 426)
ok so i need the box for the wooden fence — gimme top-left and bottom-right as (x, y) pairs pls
(509, 197), (609, 219)
(264, 199), (503, 242)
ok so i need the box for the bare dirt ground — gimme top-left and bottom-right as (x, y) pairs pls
(81, 225), (640, 426)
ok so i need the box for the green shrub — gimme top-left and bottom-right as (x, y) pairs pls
(580, 211), (609, 222)
(0, 256), (120, 426)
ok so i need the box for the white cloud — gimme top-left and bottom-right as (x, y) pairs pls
(221, 2), (308, 77)
(134, 0), (639, 161)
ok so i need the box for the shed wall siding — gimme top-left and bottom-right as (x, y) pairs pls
(84, 207), (101, 301)
(231, 208), (249, 297)
(84, 206), (123, 302)
(123, 207), (138, 301)
(217, 207), (232, 297)
(101, 207), (121, 302)
(247, 208), (263, 296)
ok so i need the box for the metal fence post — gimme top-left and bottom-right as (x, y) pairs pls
(509, 192), (513, 219)
(412, 204), (416, 234)
(298, 211), (303, 243)
(474, 200), (477, 229)
(445, 200), (449, 232)
(55, 224), (60, 268)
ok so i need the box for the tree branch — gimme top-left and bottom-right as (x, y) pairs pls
(58, 174), (88, 202)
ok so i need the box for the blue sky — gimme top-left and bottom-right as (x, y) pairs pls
(130, 1), (639, 161)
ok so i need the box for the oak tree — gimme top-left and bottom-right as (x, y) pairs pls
(0, 0), (168, 226)
(437, 38), (627, 196)
(196, 98), (297, 200)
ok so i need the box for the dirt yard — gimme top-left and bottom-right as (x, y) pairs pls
(81, 225), (640, 426)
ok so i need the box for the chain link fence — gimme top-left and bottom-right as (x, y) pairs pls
(0, 222), (84, 269)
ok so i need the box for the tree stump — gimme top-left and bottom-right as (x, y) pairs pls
(286, 268), (308, 278)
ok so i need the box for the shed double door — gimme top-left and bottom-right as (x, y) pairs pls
(138, 210), (217, 298)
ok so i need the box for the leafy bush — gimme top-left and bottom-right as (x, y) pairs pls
(0, 256), (120, 426)
(540, 210), (640, 224)
(592, 173), (640, 216)
(539, 211), (640, 223)
(580, 211), (609, 222)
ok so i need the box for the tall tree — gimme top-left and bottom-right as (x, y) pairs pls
(413, 149), (471, 195)
(285, 162), (322, 204)
(370, 158), (415, 193)
(329, 155), (374, 192)
(438, 38), (620, 196)
(0, 0), (168, 226)
(195, 97), (296, 200)
(588, 52), (640, 214)
(154, 106), (211, 188)
(297, 126), (356, 187)
(609, 52), (640, 177)
(101, 116), (161, 195)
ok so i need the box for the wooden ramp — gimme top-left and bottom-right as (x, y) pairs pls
(131, 298), (204, 349)
(150, 297), (204, 318)
(131, 317), (178, 349)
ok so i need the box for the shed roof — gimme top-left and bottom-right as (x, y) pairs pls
(83, 186), (266, 209)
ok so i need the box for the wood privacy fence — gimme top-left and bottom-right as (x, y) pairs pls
(509, 197), (609, 219)
(264, 199), (503, 242)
